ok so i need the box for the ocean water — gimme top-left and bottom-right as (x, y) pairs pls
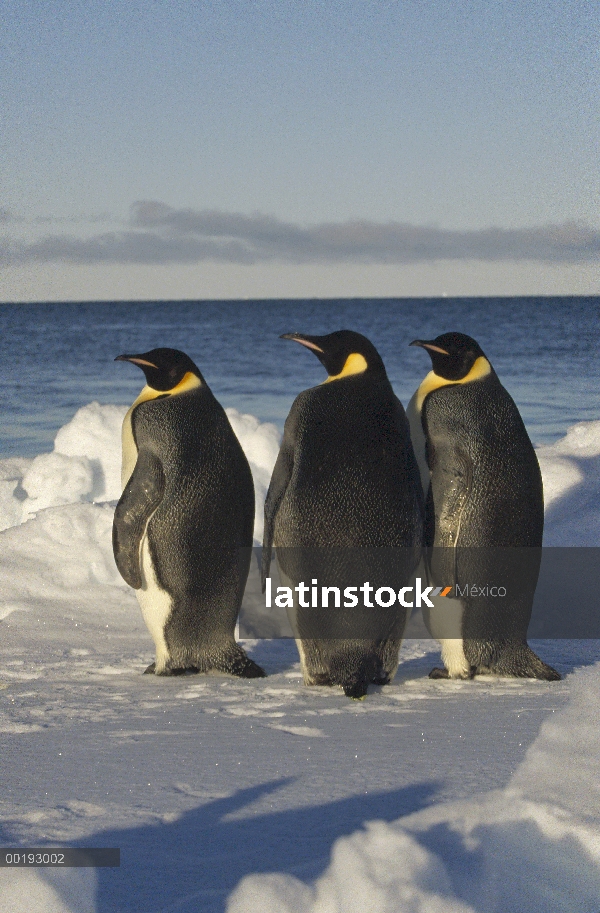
(0, 297), (598, 458)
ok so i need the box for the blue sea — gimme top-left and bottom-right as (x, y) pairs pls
(0, 297), (598, 458)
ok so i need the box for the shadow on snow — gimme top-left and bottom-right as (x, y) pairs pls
(42, 778), (438, 913)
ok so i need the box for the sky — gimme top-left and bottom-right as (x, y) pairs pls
(1, 0), (598, 300)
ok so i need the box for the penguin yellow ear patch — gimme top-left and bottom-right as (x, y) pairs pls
(165, 371), (202, 396)
(415, 356), (491, 410)
(131, 372), (202, 410)
(324, 353), (368, 383)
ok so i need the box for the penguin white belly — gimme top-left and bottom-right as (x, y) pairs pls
(121, 391), (173, 672)
(136, 531), (173, 674)
(423, 593), (470, 678)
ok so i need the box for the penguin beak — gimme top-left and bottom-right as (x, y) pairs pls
(115, 354), (158, 368)
(280, 333), (325, 354)
(410, 340), (450, 356)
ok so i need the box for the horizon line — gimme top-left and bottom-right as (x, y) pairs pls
(1, 293), (599, 306)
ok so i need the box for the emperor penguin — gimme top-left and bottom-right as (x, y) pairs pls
(408, 332), (559, 681)
(262, 330), (424, 699)
(113, 348), (264, 678)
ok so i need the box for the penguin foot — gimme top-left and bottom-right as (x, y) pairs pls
(150, 664), (198, 676)
(520, 650), (561, 681)
(311, 673), (334, 686)
(202, 644), (266, 678)
(236, 658), (267, 679)
(429, 665), (476, 680)
(484, 663), (561, 681)
(372, 667), (391, 685)
(480, 645), (561, 681)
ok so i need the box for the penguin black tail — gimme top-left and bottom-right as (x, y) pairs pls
(342, 680), (369, 700)
(337, 652), (381, 700)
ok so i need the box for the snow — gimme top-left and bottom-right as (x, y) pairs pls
(536, 420), (600, 546)
(229, 662), (600, 913)
(224, 408), (281, 543)
(0, 404), (599, 912)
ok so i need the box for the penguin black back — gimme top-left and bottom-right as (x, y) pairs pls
(265, 330), (423, 551)
(263, 330), (424, 698)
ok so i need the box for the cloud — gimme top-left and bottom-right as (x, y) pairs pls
(0, 231), (256, 267)
(1, 201), (599, 267)
(32, 213), (114, 226)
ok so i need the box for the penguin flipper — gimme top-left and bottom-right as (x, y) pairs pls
(433, 445), (472, 550)
(112, 450), (165, 589)
(261, 436), (294, 590)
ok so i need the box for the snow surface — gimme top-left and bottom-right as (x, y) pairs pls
(0, 405), (599, 912)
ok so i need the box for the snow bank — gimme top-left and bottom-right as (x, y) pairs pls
(225, 407), (281, 543)
(227, 661), (600, 913)
(0, 501), (136, 665)
(0, 869), (96, 913)
(0, 402), (280, 543)
(536, 420), (600, 545)
(0, 403), (127, 530)
(0, 501), (125, 611)
(227, 825), (476, 913)
(0, 457), (32, 531)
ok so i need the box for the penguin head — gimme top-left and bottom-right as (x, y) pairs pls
(115, 348), (203, 392)
(410, 332), (488, 381)
(280, 330), (386, 381)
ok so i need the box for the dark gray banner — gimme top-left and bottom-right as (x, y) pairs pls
(239, 547), (600, 639)
(0, 848), (120, 867)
